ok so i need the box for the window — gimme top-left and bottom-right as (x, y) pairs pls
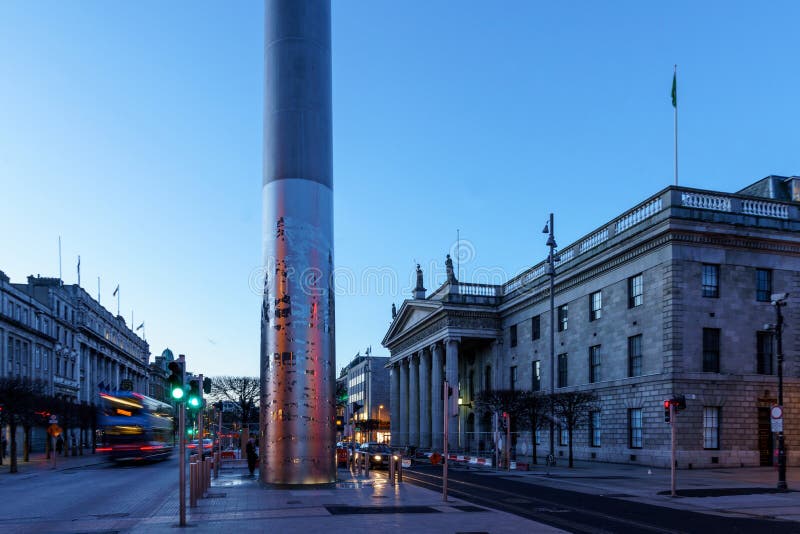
(590, 291), (602, 321)
(703, 407), (720, 449)
(557, 353), (568, 387)
(532, 360), (541, 391)
(756, 269), (772, 302)
(628, 335), (642, 377)
(628, 274), (643, 308)
(510, 325), (517, 348)
(628, 408), (642, 449)
(703, 328), (720, 373)
(590, 411), (601, 447)
(589, 345), (601, 383)
(531, 315), (541, 340)
(757, 331), (773, 375)
(701, 264), (719, 298)
(484, 366), (492, 392)
(557, 304), (568, 332)
(510, 366), (517, 391)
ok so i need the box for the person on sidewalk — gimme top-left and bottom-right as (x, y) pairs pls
(56, 435), (64, 455)
(245, 434), (257, 475)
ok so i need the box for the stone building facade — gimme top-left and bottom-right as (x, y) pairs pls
(0, 273), (150, 403)
(342, 352), (390, 443)
(383, 176), (800, 468)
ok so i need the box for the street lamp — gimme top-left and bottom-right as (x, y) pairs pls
(378, 404), (384, 442)
(772, 292), (789, 490)
(543, 213), (560, 457)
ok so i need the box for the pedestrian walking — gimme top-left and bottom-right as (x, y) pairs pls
(56, 435), (64, 455)
(245, 434), (257, 475)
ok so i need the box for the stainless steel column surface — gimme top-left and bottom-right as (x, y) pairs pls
(261, 0), (335, 485)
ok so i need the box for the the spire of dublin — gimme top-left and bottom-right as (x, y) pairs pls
(260, 0), (336, 485)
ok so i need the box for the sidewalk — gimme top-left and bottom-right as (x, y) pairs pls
(129, 460), (564, 534)
(0, 449), (106, 478)
(453, 458), (800, 523)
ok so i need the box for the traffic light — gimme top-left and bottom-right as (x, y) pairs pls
(167, 361), (185, 401)
(673, 395), (686, 411)
(203, 377), (212, 395)
(664, 400), (671, 423)
(336, 417), (344, 432)
(187, 379), (201, 409)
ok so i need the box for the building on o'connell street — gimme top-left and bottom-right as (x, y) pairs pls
(382, 175), (799, 468)
(0, 272), (150, 450)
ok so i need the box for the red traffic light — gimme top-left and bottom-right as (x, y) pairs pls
(664, 400), (671, 408)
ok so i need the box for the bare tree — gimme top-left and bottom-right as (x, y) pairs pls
(549, 391), (598, 468)
(209, 376), (259, 435)
(0, 377), (46, 473)
(473, 389), (526, 460)
(516, 390), (549, 466)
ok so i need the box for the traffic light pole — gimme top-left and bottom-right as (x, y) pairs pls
(179, 402), (186, 526)
(670, 403), (676, 498)
(198, 374), (204, 461)
(443, 381), (450, 502)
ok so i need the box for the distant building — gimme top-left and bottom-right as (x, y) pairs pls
(342, 351), (390, 443)
(383, 175), (800, 468)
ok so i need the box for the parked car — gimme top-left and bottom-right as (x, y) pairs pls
(357, 442), (394, 469)
(187, 438), (214, 453)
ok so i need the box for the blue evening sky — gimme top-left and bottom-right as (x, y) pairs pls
(1, 1), (798, 378)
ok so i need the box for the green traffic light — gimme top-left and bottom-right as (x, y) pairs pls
(188, 396), (200, 408)
(172, 386), (185, 400)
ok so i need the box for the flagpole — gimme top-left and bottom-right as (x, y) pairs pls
(98, 277), (101, 304)
(58, 236), (62, 284)
(117, 287), (120, 317)
(77, 256), (81, 287)
(673, 64), (678, 186)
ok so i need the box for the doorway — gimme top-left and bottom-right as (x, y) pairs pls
(757, 407), (773, 466)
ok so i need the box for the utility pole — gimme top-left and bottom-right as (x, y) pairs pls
(543, 213), (557, 457)
(773, 293), (789, 490)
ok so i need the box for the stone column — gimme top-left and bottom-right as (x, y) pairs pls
(430, 343), (444, 450)
(492, 339), (503, 390)
(445, 337), (460, 450)
(418, 348), (431, 448)
(408, 354), (419, 447)
(399, 357), (409, 446)
(390, 362), (400, 446)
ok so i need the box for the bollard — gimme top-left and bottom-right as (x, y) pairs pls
(389, 454), (395, 484)
(364, 451), (370, 477)
(190, 462), (198, 508)
(205, 457), (212, 492)
(397, 455), (403, 483)
(214, 452), (220, 479)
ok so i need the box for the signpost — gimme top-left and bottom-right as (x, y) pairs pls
(47, 416), (61, 469)
(771, 405), (784, 433)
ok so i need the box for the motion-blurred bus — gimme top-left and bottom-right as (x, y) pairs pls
(96, 391), (174, 461)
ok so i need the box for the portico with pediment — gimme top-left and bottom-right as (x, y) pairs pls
(382, 280), (502, 452)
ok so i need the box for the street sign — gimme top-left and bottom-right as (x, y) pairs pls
(48, 415), (58, 424)
(771, 405), (784, 433)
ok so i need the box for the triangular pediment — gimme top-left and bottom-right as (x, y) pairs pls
(381, 300), (443, 347)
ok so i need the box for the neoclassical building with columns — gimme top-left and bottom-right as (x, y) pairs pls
(383, 175), (800, 468)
